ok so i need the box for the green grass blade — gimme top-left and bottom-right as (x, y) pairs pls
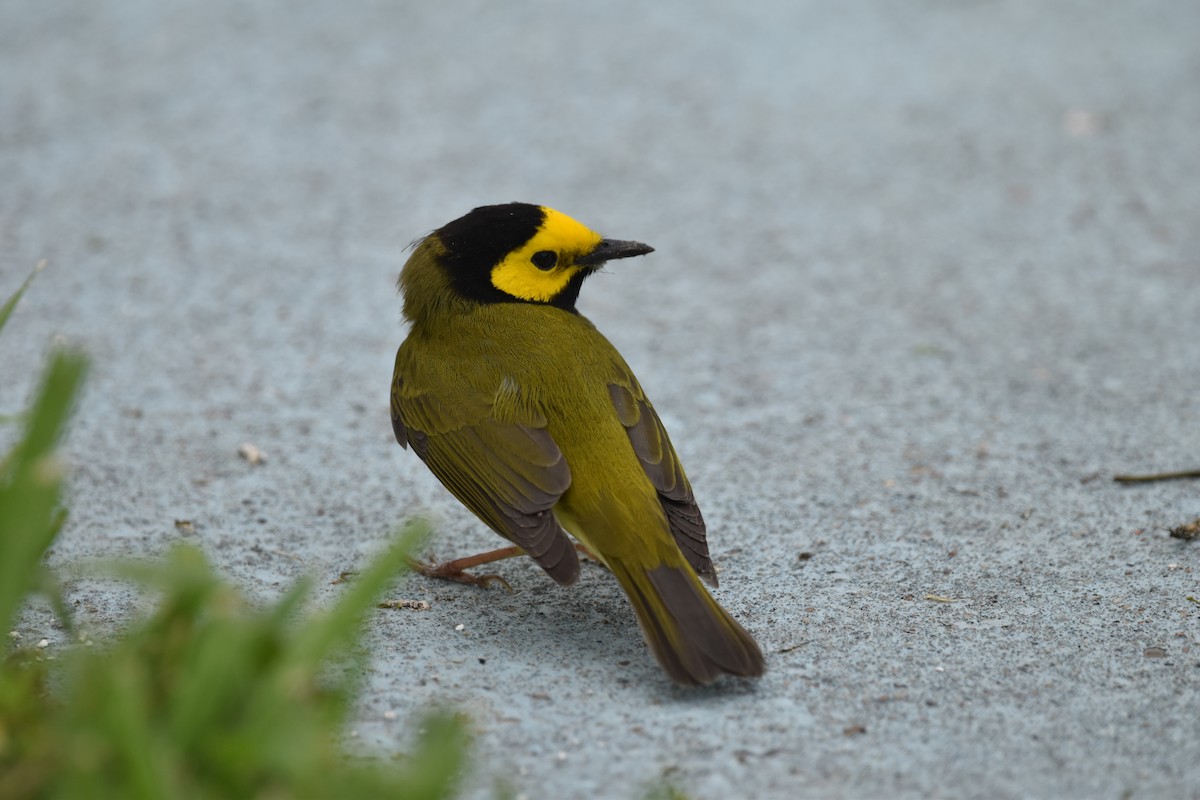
(396, 711), (471, 800)
(0, 349), (88, 635)
(291, 520), (428, 667)
(0, 260), (46, 336)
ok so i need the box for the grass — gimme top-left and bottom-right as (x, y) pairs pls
(0, 267), (469, 799)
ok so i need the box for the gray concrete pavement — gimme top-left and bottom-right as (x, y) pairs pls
(3, 1), (1198, 797)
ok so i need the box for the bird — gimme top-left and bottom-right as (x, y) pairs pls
(390, 202), (765, 686)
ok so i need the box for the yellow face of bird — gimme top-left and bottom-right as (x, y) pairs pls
(488, 208), (604, 303)
(405, 203), (654, 316)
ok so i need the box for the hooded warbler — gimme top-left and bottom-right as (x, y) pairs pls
(391, 202), (765, 686)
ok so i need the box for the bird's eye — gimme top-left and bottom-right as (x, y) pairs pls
(531, 250), (558, 271)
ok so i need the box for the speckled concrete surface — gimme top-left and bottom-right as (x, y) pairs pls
(3, 1), (1199, 797)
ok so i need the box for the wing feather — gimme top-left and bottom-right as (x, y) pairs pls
(608, 382), (716, 586)
(393, 374), (579, 585)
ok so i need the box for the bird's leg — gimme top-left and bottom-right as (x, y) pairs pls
(406, 547), (522, 592)
(407, 543), (604, 591)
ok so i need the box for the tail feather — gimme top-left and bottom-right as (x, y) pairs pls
(609, 560), (765, 686)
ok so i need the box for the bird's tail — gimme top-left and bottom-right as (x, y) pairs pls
(607, 559), (765, 686)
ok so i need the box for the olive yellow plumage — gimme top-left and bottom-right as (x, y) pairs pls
(390, 202), (765, 685)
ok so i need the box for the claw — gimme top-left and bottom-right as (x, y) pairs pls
(402, 542), (600, 593)
(405, 555), (514, 593)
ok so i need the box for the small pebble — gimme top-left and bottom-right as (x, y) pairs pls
(237, 442), (267, 465)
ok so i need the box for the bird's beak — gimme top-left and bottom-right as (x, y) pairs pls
(576, 238), (655, 268)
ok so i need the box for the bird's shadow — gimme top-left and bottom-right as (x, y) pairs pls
(422, 559), (764, 703)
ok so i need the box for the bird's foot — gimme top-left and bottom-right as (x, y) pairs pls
(405, 548), (521, 592)
(405, 542), (603, 592)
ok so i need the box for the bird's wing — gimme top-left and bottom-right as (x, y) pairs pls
(607, 382), (716, 587)
(392, 376), (579, 585)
